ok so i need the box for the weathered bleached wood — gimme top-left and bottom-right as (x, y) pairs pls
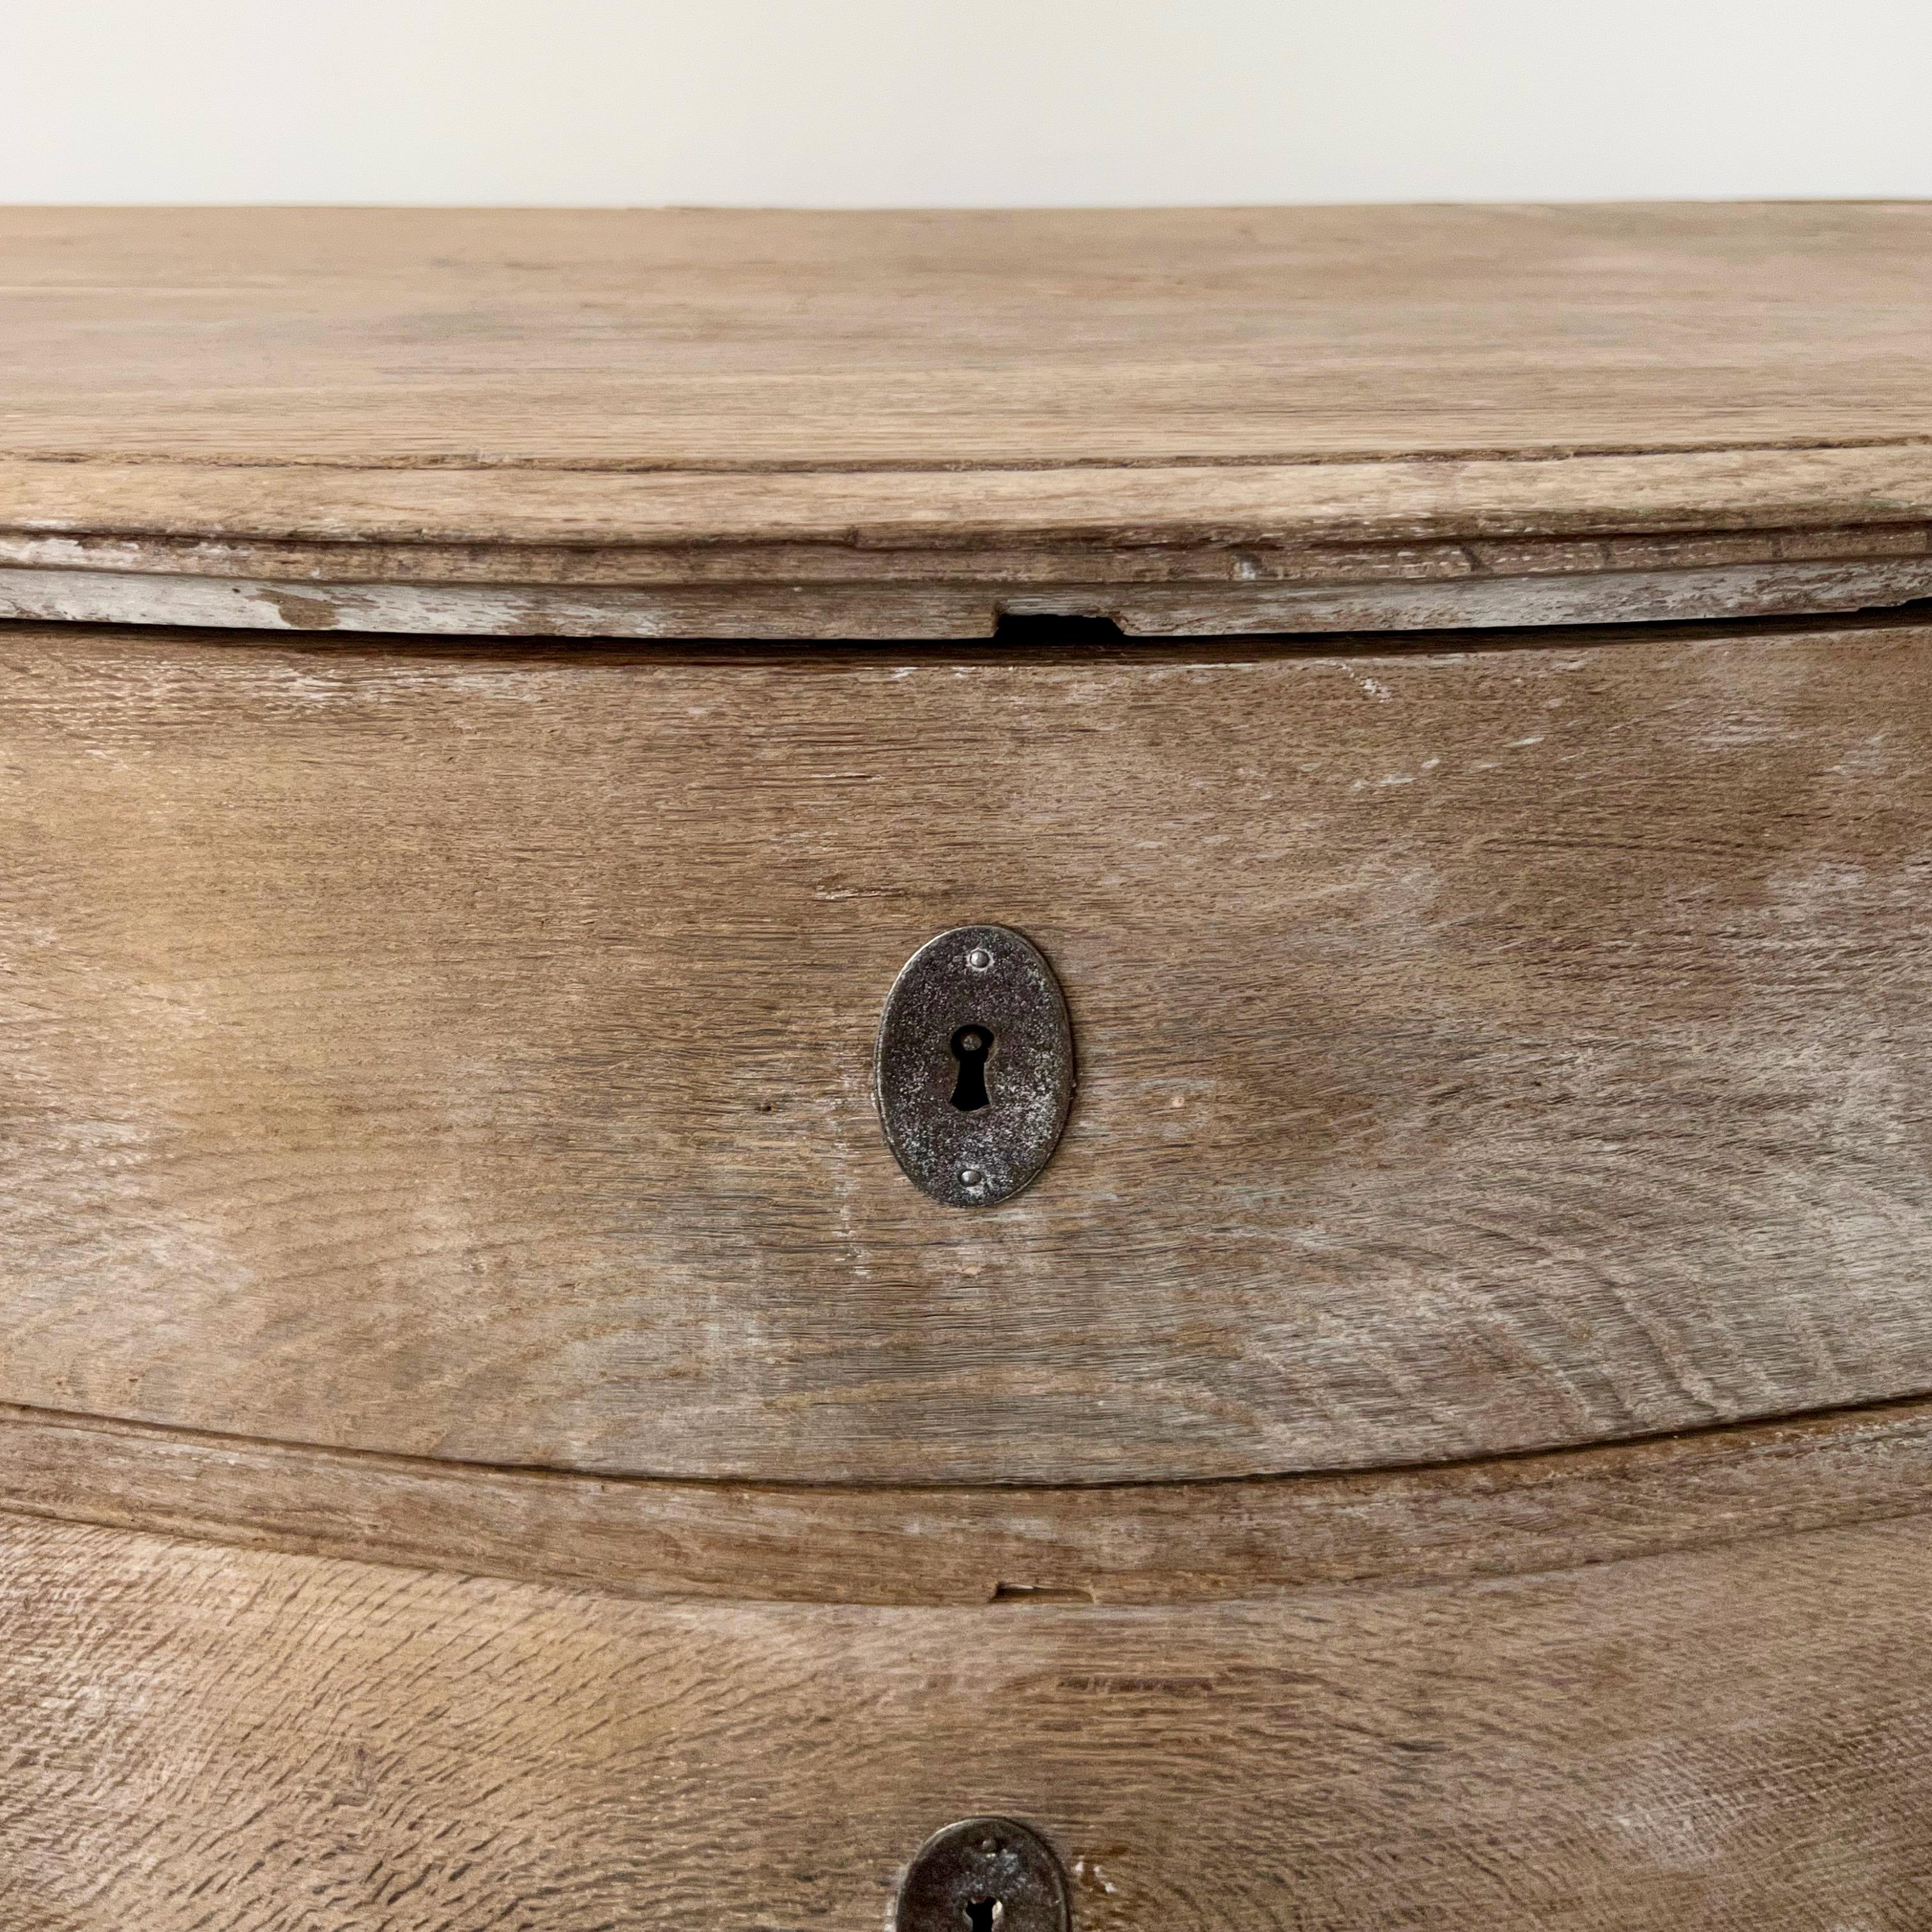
(6, 553), (1932, 638)
(3, 1510), (1929, 1929)
(6, 206), (1932, 633)
(8, 519), (1930, 588)
(4, 1395), (1932, 1607)
(0, 566), (997, 639)
(6, 615), (1932, 1483)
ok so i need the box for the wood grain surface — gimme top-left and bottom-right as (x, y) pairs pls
(3, 1508), (1928, 1929)
(10, 204), (1932, 470)
(5, 204), (1932, 632)
(5, 613), (1932, 1483)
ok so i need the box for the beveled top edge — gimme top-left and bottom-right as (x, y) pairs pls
(5, 443), (1932, 554)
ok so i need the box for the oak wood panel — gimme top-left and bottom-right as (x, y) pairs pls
(6, 1395), (1932, 1607)
(5, 615), (1932, 1482)
(2, 1510), (1928, 1929)
(4, 205), (1932, 632)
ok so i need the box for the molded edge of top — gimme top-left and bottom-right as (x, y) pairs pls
(4, 443), (1931, 551)
(4, 445), (1931, 638)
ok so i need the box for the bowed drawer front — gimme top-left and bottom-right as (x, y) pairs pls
(6, 621), (1932, 1486)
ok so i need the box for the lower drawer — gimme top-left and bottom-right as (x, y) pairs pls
(2, 1496), (1929, 1931)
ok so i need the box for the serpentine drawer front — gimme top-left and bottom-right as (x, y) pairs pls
(4, 204), (1932, 1931)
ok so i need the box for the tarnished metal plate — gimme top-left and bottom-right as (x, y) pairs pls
(875, 924), (1074, 1208)
(892, 1817), (1072, 1932)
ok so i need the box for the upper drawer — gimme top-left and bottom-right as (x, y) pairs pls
(3, 613), (1928, 1483)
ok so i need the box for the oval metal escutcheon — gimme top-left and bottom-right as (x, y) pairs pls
(893, 1817), (1073, 1932)
(875, 924), (1074, 1208)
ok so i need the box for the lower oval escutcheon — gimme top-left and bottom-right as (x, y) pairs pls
(893, 1816), (1073, 1932)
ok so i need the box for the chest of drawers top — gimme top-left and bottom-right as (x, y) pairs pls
(5, 200), (1931, 640)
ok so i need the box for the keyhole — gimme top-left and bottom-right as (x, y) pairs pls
(964, 1903), (1003, 1931)
(950, 1027), (993, 1112)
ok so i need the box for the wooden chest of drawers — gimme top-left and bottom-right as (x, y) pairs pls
(3, 203), (1931, 1929)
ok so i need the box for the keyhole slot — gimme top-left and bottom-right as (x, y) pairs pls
(950, 1027), (993, 1112)
(964, 1903), (1003, 1932)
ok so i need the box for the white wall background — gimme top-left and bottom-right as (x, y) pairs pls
(5, 0), (1929, 206)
